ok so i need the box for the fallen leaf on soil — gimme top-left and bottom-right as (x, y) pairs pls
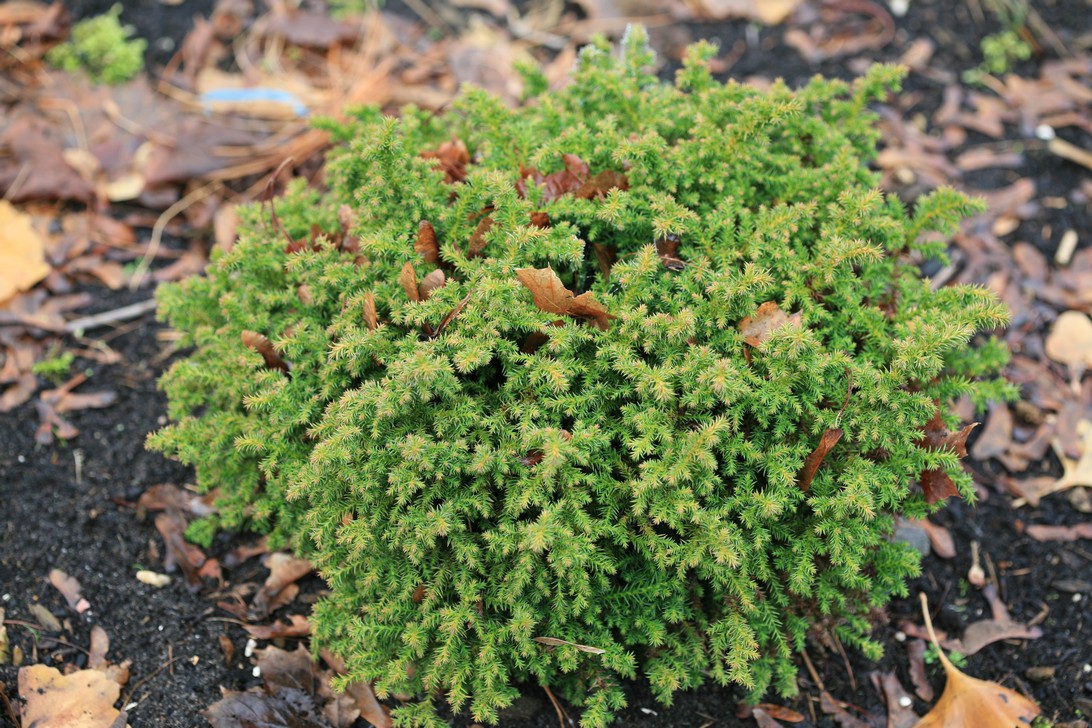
(906, 518), (956, 559)
(155, 512), (207, 589)
(818, 691), (871, 728)
(907, 638), (934, 702)
(751, 708), (786, 727)
(18, 664), (129, 728)
(916, 592), (1040, 727)
(0, 200), (51, 303)
(0, 116), (95, 202)
(48, 568), (90, 613)
(88, 625), (131, 686)
(737, 703), (804, 722)
(870, 671), (918, 728)
(250, 552), (314, 620)
(951, 582), (1042, 656)
(797, 428), (843, 491)
(516, 267), (614, 331)
(969, 402), (1013, 462)
(682, 0), (800, 23)
(1045, 311), (1092, 392)
(27, 603), (62, 632)
(245, 614), (312, 640)
(739, 301), (801, 348)
(206, 644), (392, 728)
(1025, 522), (1092, 541)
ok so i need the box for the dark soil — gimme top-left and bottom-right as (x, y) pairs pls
(3, 0), (1091, 726)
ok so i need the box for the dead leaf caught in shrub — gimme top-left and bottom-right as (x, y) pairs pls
(516, 267), (614, 331)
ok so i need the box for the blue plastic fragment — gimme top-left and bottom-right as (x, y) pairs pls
(198, 88), (310, 118)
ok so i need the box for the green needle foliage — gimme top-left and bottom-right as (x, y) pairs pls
(150, 28), (1012, 727)
(46, 4), (145, 86)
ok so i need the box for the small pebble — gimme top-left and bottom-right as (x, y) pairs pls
(888, 0), (909, 17)
(894, 630), (907, 642)
(1036, 124), (1056, 140)
(1026, 666), (1056, 681)
(136, 570), (171, 588)
(244, 638), (257, 657)
(898, 695), (913, 708)
(252, 666), (261, 678)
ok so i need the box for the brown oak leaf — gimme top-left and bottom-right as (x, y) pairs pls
(917, 408), (977, 504)
(739, 301), (801, 347)
(421, 138), (469, 183)
(516, 267), (614, 331)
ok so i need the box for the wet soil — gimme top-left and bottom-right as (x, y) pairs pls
(3, 0), (1091, 725)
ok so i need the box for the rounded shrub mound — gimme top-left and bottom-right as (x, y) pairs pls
(150, 29), (1011, 727)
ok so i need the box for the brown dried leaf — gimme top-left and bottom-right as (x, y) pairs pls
(49, 568), (90, 613)
(739, 301), (800, 347)
(399, 262), (420, 302)
(683, 0), (802, 23)
(244, 615), (312, 640)
(870, 671), (918, 728)
(242, 330), (289, 373)
(250, 552), (313, 620)
(797, 428), (842, 492)
(916, 593), (1040, 727)
(18, 665), (127, 728)
(916, 409), (977, 504)
(1025, 522), (1092, 542)
(738, 703), (805, 722)
(970, 403), (1013, 462)
(0, 200), (51, 303)
(952, 582), (1043, 656)
(421, 138), (469, 183)
(907, 638), (934, 702)
(363, 293), (377, 331)
(907, 518), (956, 559)
(516, 267), (614, 331)
(155, 512), (206, 589)
(1045, 311), (1092, 390)
(751, 708), (786, 727)
(574, 169), (629, 200)
(415, 220), (440, 266)
(419, 269), (445, 300)
(467, 215), (493, 258)
(818, 691), (871, 728)
(0, 117), (95, 202)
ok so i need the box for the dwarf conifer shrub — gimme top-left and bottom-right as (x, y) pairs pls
(150, 28), (1011, 727)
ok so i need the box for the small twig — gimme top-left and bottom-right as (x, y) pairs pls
(542, 684), (572, 728)
(129, 181), (220, 290)
(830, 631), (856, 691)
(121, 655), (183, 706)
(799, 647), (824, 691)
(64, 299), (158, 334)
